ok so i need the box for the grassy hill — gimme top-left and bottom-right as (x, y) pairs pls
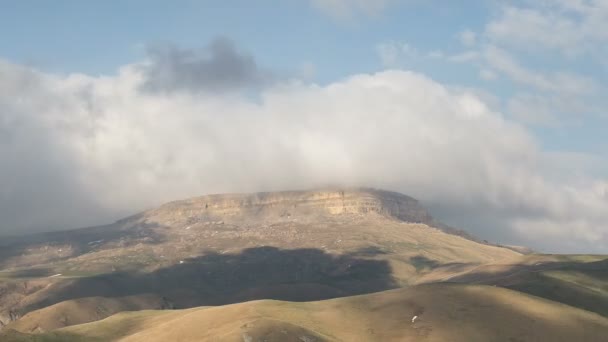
(0, 189), (520, 330)
(2, 294), (171, 333)
(430, 254), (608, 317)
(3, 189), (607, 340)
(3, 283), (607, 342)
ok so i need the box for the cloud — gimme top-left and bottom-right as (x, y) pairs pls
(485, 1), (608, 58)
(139, 37), (273, 93)
(1, 56), (607, 253)
(0, 61), (119, 232)
(479, 68), (497, 81)
(398, 1), (607, 129)
(458, 29), (477, 47)
(481, 45), (598, 95)
(506, 92), (600, 125)
(376, 41), (418, 67)
(446, 50), (479, 63)
(297, 61), (317, 80)
(507, 94), (560, 125)
(311, 0), (396, 20)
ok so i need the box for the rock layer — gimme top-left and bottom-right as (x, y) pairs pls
(145, 188), (433, 226)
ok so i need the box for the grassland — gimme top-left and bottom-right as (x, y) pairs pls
(420, 254), (608, 317)
(3, 283), (607, 342)
(1, 189), (605, 340)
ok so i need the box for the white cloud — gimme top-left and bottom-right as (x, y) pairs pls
(482, 45), (597, 95)
(407, 1), (608, 129)
(376, 41), (418, 67)
(458, 29), (477, 47)
(485, 1), (608, 58)
(298, 61), (317, 80)
(507, 94), (559, 125)
(1, 58), (607, 253)
(506, 92), (600, 125)
(479, 68), (497, 81)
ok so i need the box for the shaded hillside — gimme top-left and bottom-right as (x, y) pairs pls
(4, 284), (608, 342)
(2, 294), (171, 334)
(422, 254), (608, 317)
(0, 189), (520, 330)
(12, 247), (396, 317)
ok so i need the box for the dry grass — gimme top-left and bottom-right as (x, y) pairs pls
(4, 294), (169, 333)
(10, 283), (603, 342)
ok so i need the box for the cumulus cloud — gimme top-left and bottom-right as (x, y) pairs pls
(139, 37), (273, 93)
(1, 54), (607, 253)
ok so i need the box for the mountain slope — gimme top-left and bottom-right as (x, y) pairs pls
(421, 254), (608, 317)
(0, 189), (521, 330)
(2, 294), (171, 333)
(4, 283), (608, 342)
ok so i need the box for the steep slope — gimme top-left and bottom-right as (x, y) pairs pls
(5, 283), (608, 342)
(0, 189), (521, 331)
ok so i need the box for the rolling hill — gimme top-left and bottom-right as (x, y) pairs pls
(422, 254), (608, 317)
(1, 188), (606, 341)
(3, 283), (608, 342)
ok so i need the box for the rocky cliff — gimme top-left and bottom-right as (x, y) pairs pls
(0, 188), (521, 333)
(143, 188), (434, 226)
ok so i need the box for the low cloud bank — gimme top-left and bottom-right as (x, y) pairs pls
(1, 54), (606, 253)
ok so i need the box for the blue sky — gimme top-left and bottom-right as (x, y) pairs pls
(1, 0), (607, 252)
(1, 1), (482, 79)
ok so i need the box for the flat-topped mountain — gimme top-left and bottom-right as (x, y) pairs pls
(1, 188), (522, 333)
(148, 188), (433, 225)
(2, 188), (607, 341)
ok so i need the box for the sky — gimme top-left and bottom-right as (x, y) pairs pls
(0, 0), (607, 253)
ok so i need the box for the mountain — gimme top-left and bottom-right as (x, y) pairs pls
(1, 188), (606, 341)
(3, 284), (608, 342)
(0, 188), (520, 331)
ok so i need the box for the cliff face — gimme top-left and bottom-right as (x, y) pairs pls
(144, 188), (433, 226)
